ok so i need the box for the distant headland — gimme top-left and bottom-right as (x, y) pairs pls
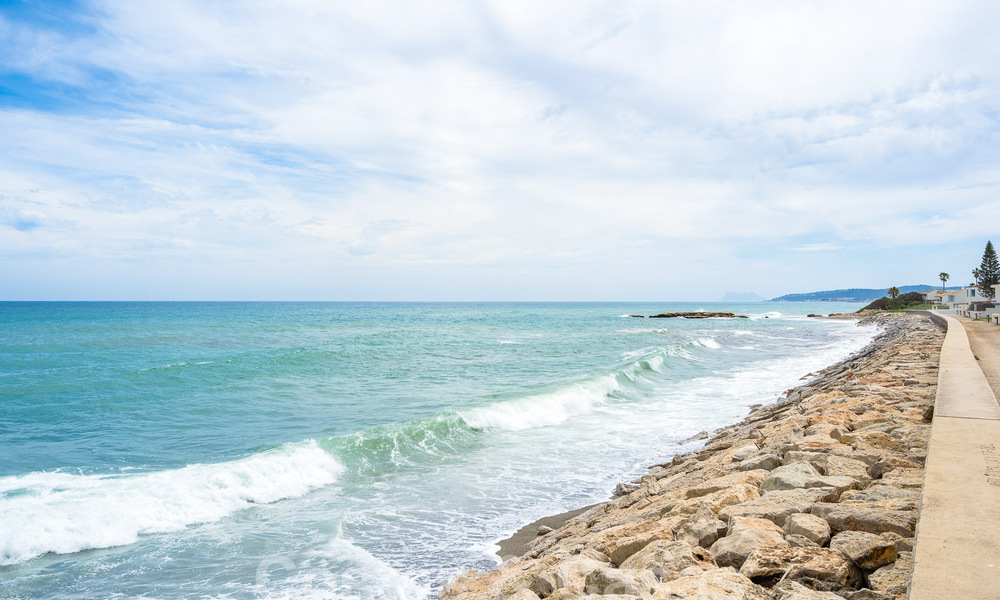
(769, 285), (938, 303)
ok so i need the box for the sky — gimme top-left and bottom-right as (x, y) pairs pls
(1, 1), (999, 301)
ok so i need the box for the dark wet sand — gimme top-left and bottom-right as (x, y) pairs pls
(496, 505), (596, 560)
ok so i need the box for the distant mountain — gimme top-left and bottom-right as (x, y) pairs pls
(769, 285), (937, 302)
(720, 291), (765, 302)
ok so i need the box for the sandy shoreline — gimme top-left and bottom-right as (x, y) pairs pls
(448, 313), (944, 599)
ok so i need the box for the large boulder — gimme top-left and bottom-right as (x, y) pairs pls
(584, 567), (658, 598)
(719, 488), (838, 526)
(739, 546), (864, 590)
(823, 455), (871, 483)
(674, 504), (727, 549)
(709, 517), (787, 569)
(781, 451), (829, 472)
(532, 557), (609, 597)
(649, 568), (770, 599)
(761, 461), (856, 496)
(761, 461), (825, 491)
(671, 484), (761, 517)
(619, 540), (704, 579)
(867, 551), (912, 595)
(685, 472), (768, 499)
(867, 457), (921, 480)
(783, 513), (831, 547)
(829, 531), (897, 570)
(837, 485), (920, 511)
(592, 521), (674, 566)
(729, 443), (761, 463)
(739, 453), (781, 472)
(810, 504), (916, 537)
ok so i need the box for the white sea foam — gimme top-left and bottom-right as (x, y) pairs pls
(249, 536), (429, 600)
(0, 441), (343, 566)
(460, 376), (620, 431)
(697, 337), (721, 349)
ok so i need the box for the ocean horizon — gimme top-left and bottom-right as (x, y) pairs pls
(1, 301), (873, 599)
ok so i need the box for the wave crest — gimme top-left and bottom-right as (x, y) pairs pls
(0, 441), (343, 566)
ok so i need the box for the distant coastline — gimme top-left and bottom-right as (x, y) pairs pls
(769, 285), (937, 303)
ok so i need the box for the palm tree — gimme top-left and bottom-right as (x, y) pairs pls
(887, 286), (900, 299)
(939, 272), (949, 290)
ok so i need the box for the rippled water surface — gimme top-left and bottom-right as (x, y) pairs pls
(0, 301), (871, 599)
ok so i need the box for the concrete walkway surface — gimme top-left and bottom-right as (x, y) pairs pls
(909, 313), (1000, 600)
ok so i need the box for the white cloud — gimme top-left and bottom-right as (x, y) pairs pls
(1, 0), (999, 299)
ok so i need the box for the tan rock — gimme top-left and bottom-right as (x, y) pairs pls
(508, 590), (542, 600)
(840, 431), (907, 455)
(684, 472), (767, 499)
(824, 455), (871, 483)
(783, 513), (831, 546)
(837, 485), (920, 511)
(810, 504), (916, 537)
(867, 457), (921, 480)
(592, 521), (675, 566)
(709, 517), (786, 569)
(671, 484), (761, 518)
(619, 540), (703, 579)
(584, 567), (658, 597)
(719, 488), (837, 526)
(841, 590), (894, 600)
(781, 451), (829, 472)
(876, 468), (924, 489)
(785, 434), (848, 452)
(785, 534), (820, 548)
(829, 531), (897, 570)
(772, 579), (845, 599)
(739, 546), (864, 589)
(650, 568), (770, 599)
(867, 551), (911, 595)
(675, 503), (727, 548)
(738, 453), (781, 472)
(761, 461), (856, 496)
(761, 461), (825, 491)
(533, 557), (608, 597)
(729, 443), (761, 463)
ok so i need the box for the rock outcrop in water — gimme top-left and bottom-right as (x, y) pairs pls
(648, 312), (749, 319)
(440, 314), (943, 600)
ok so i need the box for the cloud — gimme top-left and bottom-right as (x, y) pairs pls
(1, 1), (999, 299)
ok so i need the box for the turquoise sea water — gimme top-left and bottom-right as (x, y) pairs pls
(0, 301), (871, 599)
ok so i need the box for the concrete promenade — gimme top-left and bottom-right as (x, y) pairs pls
(909, 313), (1000, 600)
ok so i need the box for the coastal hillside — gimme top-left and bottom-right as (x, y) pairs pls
(770, 286), (935, 302)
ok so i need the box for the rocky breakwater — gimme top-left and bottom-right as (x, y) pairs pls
(441, 314), (943, 600)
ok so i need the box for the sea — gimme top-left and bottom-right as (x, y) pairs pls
(0, 301), (873, 599)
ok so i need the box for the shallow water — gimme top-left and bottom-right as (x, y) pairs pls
(0, 301), (871, 599)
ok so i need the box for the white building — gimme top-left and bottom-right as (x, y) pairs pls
(942, 286), (981, 312)
(921, 289), (950, 304)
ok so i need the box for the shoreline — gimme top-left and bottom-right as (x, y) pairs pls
(447, 313), (944, 599)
